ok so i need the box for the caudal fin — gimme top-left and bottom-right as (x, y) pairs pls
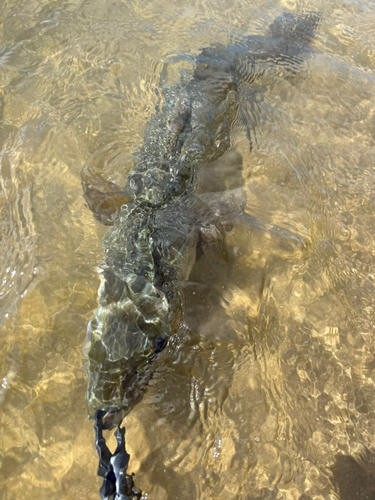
(268, 11), (321, 48)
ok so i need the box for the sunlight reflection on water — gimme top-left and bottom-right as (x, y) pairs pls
(0, 1), (375, 499)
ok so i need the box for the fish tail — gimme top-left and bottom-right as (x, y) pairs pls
(267, 11), (321, 48)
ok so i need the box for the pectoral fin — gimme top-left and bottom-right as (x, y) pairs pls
(197, 190), (306, 251)
(235, 211), (308, 254)
(196, 223), (229, 263)
(81, 165), (130, 225)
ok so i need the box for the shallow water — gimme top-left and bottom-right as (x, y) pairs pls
(1, 1), (375, 499)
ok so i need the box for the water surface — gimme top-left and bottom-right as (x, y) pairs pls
(1, 1), (375, 499)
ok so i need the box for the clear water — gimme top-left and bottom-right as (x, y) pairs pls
(1, 1), (375, 499)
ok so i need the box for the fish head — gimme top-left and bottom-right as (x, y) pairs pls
(85, 269), (170, 416)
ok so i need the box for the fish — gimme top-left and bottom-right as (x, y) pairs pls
(82, 11), (321, 499)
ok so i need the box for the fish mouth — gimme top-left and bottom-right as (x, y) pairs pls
(100, 409), (125, 429)
(87, 356), (150, 416)
(86, 339), (167, 419)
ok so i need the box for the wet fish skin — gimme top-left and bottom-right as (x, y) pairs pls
(83, 11), (321, 420)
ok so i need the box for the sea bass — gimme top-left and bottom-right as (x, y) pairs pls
(82, 11), (320, 499)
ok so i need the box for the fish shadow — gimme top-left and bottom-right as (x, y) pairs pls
(330, 451), (375, 500)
